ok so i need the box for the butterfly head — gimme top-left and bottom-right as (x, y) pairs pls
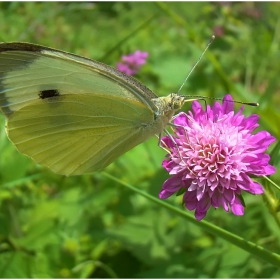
(170, 93), (185, 111)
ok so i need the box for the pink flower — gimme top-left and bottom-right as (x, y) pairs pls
(213, 25), (224, 37)
(117, 50), (148, 75)
(159, 94), (276, 220)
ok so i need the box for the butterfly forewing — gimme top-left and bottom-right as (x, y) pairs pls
(0, 43), (157, 117)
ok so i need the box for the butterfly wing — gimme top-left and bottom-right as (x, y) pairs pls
(7, 94), (156, 175)
(0, 42), (159, 175)
(0, 42), (157, 117)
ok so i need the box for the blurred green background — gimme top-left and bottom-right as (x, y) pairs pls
(0, 2), (280, 278)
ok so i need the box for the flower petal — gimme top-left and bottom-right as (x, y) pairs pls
(159, 176), (182, 199)
(231, 196), (244, 216)
(222, 94), (234, 113)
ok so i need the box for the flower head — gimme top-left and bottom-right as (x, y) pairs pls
(117, 50), (148, 75)
(160, 94), (276, 220)
(213, 25), (224, 37)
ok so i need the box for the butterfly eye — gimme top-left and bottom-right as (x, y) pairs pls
(172, 95), (185, 110)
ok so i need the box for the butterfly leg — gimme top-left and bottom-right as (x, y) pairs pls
(156, 132), (172, 155)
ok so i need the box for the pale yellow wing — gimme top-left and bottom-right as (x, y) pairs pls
(0, 42), (160, 175)
(7, 94), (156, 175)
(0, 42), (158, 117)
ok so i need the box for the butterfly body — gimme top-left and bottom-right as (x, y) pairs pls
(0, 42), (185, 175)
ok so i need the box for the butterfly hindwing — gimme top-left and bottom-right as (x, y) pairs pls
(7, 93), (155, 175)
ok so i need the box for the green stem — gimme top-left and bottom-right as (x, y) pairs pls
(95, 261), (118, 278)
(99, 13), (159, 63)
(1, 174), (41, 189)
(263, 175), (280, 191)
(156, 2), (195, 40)
(263, 187), (280, 228)
(103, 172), (280, 268)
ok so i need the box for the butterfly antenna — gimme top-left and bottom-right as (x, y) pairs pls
(182, 95), (259, 107)
(177, 35), (259, 107)
(177, 35), (215, 94)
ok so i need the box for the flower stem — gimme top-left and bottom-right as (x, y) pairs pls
(263, 175), (280, 191)
(103, 172), (280, 268)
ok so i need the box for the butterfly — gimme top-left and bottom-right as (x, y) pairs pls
(0, 42), (194, 176)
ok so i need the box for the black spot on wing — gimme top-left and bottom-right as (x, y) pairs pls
(39, 89), (60, 99)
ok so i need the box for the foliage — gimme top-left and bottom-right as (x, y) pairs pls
(0, 2), (280, 278)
